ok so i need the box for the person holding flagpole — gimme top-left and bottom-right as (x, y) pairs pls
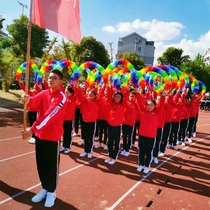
(21, 70), (67, 208)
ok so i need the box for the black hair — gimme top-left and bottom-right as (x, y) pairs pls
(113, 91), (124, 104)
(52, 70), (63, 80)
(66, 84), (74, 96)
(88, 89), (97, 100)
(146, 99), (156, 106)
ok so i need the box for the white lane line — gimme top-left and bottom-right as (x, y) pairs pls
(108, 135), (210, 210)
(197, 124), (210, 127)
(0, 151), (35, 163)
(0, 155), (105, 205)
(0, 136), (21, 141)
(0, 133), (209, 206)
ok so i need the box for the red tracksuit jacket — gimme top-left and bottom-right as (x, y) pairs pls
(27, 89), (67, 141)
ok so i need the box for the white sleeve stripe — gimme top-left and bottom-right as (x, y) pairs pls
(35, 91), (66, 130)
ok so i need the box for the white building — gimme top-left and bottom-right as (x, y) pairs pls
(117, 32), (155, 66)
(202, 48), (210, 66)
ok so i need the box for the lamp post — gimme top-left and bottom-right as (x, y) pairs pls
(17, 1), (28, 15)
(108, 42), (114, 62)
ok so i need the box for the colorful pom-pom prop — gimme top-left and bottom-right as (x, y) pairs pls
(16, 61), (39, 82)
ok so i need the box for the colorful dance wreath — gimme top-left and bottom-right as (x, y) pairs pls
(16, 59), (206, 96)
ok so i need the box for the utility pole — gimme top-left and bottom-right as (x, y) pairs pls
(108, 42), (114, 62)
(17, 1), (28, 15)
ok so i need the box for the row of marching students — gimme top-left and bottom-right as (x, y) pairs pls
(60, 83), (202, 174)
(60, 82), (166, 173)
(20, 79), (202, 175)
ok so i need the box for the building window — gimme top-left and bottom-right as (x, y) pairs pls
(137, 47), (141, 52)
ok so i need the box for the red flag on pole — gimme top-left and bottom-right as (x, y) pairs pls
(31, 0), (81, 44)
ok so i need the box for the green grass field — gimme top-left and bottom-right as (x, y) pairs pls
(0, 90), (24, 106)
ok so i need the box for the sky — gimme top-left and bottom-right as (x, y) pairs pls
(1, 0), (210, 65)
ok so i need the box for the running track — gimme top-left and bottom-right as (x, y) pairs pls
(0, 107), (210, 210)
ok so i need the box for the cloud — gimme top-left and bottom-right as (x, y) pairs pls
(154, 30), (210, 65)
(102, 19), (210, 66)
(102, 19), (184, 41)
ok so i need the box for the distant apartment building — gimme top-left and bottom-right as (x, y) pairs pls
(202, 48), (210, 66)
(117, 32), (155, 66)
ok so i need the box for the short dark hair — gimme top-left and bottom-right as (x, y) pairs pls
(66, 84), (74, 95)
(52, 70), (63, 80)
(147, 99), (156, 106)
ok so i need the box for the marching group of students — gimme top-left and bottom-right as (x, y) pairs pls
(20, 70), (202, 208)
(59, 82), (201, 174)
(20, 76), (201, 174)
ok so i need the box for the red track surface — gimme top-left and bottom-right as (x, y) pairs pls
(0, 106), (210, 210)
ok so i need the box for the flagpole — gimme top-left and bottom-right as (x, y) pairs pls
(23, 0), (33, 131)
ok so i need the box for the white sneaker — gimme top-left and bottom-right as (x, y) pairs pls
(167, 144), (172, 149)
(94, 136), (99, 141)
(104, 157), (111, 163)
(108, 159), (116, 165)
(87, 153), (92, 158)
(143, 167), (150, 174)
(72, 132), (79, 137)
(44, 192), (56, 208)
(120, 150), (126, 155)
(192, 132), (196, 137)
(28, 137), (36, 144)
(137, 165), (143, 172)
(77, 139), (84, 145)
(173, 146), (178, 150)
(177, 141), (182, 145)
(153, 157), (158, 164)
(31, 189), (47, 203)
(181, 142), (185, 146)
(158, 152), (165, 157)
(124, 151), (130, 157)
(103, 144), (108, 150)
(79, 152), (87, 157)
(59, 147), (65, 152)
(64, 148), (70, 154)
(94, 143), (102, 148)
(188, 138), (192, 143)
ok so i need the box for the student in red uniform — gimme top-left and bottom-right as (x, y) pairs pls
(187, 93), (203, 142)
(76, 84), (86, 145)
(152, 95), (165, 164)
(159, 92), (173, 156)
(95, 87), (109, 150)
(168, 90), (185, 150)
(178, 96), (191, 146)
(131, 89), (150, 147)
(19, 81), (42, 144)
(121, 90), (139, 156)
(76, 87), (99, 158)
(104, 89), (127, 165)
(136, 92), (165, 174)
(21, 70), (67, 208)
(60, 84), (76, 153)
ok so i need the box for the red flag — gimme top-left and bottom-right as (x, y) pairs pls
(31, 0), (81, 44)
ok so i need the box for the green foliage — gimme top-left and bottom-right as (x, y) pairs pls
(117, 51), (145, 70)
(5, 15), (49, 59)
(180, 54), (210, 92)
(0, 48), (21, 92)
(157, 47), (190, 68)
(70, 36), (110, 68)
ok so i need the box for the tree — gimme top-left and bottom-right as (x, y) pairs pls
(0, 49), (20, 92)
(4, 15), (49, 59)
(70, 36), (110, 68)
(180, 54), (210, 92)
(117, 51), (145, 70)
(157, 47), (190, 68)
